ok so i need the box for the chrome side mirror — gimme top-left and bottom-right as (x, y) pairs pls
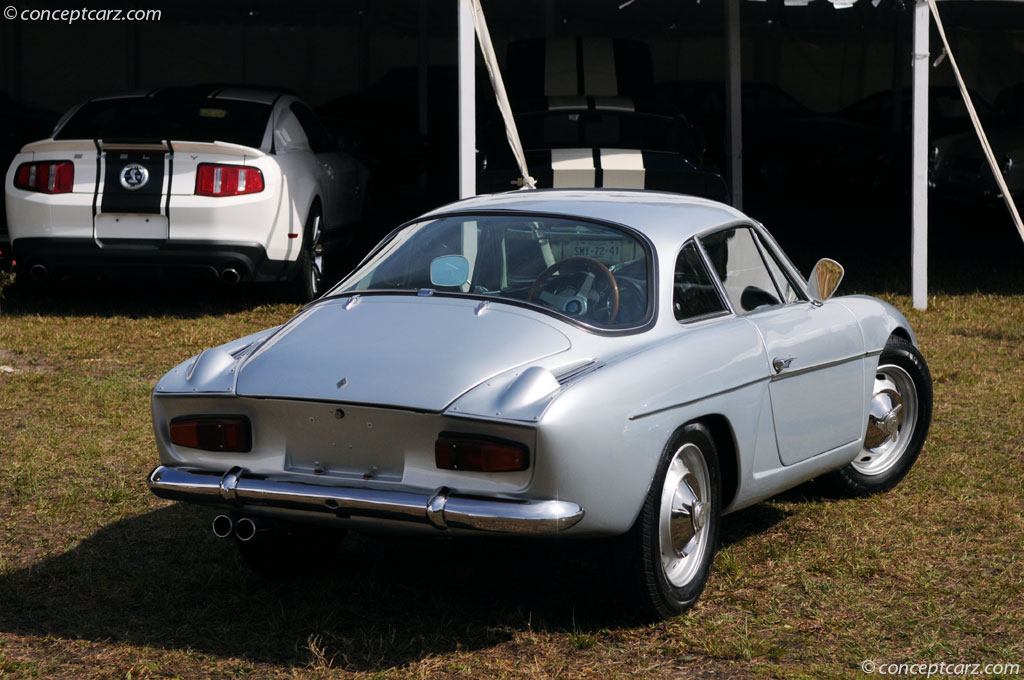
(807, 258), (844, 302)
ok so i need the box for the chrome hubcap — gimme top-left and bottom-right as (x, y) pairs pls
(660, 443), (711, 587)
(309, 214), (323, 294)
(853, 363), (918, 476)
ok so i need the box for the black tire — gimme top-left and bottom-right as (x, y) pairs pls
(629, 422), (722, 619)
(290, 204), (325, 303)
(828, 335), (933, 495)
(234, 518), (346, 581)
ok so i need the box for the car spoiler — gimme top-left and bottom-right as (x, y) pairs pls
(19, 138), (265, 158)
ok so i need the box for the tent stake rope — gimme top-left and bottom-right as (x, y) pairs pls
(928, 0), (1024, 246)
(469, 0), (536, 190)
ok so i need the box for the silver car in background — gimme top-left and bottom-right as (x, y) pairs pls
(148, 189), (932, 618)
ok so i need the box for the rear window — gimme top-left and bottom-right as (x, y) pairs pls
(55, 97), (272, 148)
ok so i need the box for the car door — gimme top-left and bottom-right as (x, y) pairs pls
(289, 102), (360, 230)
(699, 225), (866, 465)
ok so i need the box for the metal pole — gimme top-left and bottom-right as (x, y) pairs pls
(458, 0), (476, 199)
(725, 0), (743, 210)
(418, 0), (429, 139)
(911, 0), (929, 310)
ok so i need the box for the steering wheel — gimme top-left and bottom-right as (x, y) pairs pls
(527, 256), (620, 324)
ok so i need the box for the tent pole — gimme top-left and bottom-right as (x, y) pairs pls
(458, 0), (476, 199)
(725, 0), (743, 211)
(911, 0), (929, 310)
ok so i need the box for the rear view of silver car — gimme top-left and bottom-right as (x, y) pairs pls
(5, 86), (368, 300)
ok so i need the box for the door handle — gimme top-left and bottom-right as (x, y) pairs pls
(772, 356), (795, 373)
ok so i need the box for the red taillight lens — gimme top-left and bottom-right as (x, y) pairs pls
(169, 416), (252, 452)
(435, 433), (529, 472)
(14, 161), (74, 194)
(195, 163), (264, 197)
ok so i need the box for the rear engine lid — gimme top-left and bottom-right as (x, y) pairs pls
(236, 296), (572, 411)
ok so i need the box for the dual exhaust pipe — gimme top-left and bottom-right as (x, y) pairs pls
(211, 514), (264, 542)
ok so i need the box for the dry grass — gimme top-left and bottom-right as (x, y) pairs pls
(0, 280), (1021, 680)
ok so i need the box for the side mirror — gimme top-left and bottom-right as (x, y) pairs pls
(807, 258), (844, 302)
(430, 255), (470, 288)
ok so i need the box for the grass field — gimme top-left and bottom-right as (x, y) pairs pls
(0, 276), (1022, 679)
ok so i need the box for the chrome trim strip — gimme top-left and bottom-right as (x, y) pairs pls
(629, 349), (882, 420)
(629, 375), (769, 420)
(148, 466), (584, 534)
(770, 350), (881, 382)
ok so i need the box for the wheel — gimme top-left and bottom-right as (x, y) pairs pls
(290, 204), (325, 302)
(629, 422), (721, 619)
(526, 256), (620, 324)
(829, 335), (933, 495)
(233, 517), (346, 580)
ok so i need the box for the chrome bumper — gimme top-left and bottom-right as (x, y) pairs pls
(147, 465), (585, 534)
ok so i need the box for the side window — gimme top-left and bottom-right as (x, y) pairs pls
(289, 102), (338, 154)
(755, 233), (802, 304)
(673, 240), (728, 321)
(700, 227), (783, 313)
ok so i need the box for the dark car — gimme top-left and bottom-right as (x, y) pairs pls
(928, 84), (1024, 205)
(655, 81), (897, 197)
(316, 66), (495, 229)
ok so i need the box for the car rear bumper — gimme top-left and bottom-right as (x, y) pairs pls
(147, 465), (585, 534)
(12, 237), (293, 283)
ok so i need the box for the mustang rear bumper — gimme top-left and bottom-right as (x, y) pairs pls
(147, 465), (585, 534)
(13, 237), (293, 283)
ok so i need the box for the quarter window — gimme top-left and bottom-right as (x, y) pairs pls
(700, 227), (783, 313)
(757, 234), (803, 304)
(673, 241), (727, 321)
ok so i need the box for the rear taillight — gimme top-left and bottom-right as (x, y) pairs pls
(195, 163), (264, 197)
(435, 433), (529, 472)
(169, 416), (252, 452)
(14, 161), (74, 194)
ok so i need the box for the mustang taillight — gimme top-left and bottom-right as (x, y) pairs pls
(195, 163), (264, 197)
(169, 416), (252, 452)
(14, 161), (74, 194)
(435, 433), (529, 472)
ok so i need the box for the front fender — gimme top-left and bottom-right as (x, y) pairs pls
(833, 295), (918, 351)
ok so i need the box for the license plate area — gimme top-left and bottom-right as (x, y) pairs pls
(570, 239), (621, 261)
(95, 214), (168, 240)
(282, 405), (412, 482)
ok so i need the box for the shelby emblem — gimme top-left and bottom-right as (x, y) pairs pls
(119, 164), (150, 191)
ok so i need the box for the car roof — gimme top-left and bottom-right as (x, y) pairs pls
(424, 189), (748, 244)
(88, 86), (288, 106)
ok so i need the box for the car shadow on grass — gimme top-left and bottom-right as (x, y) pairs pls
(0, 501), (788, 670)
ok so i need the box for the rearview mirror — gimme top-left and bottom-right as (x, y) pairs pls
(430, 255), (470, 288)
(807, 258), (844, 302)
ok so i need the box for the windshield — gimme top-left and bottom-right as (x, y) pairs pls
(331, 214), (652, 330)
(55, 96), (272, 147)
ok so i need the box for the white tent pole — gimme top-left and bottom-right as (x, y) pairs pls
(418, 0), (429, 139)
(911, 0), (929, 311)
(725, 0), (743, 211)
(458, 0), (476, 199)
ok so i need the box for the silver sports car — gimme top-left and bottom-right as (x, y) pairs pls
(148, 189), (932, 618)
